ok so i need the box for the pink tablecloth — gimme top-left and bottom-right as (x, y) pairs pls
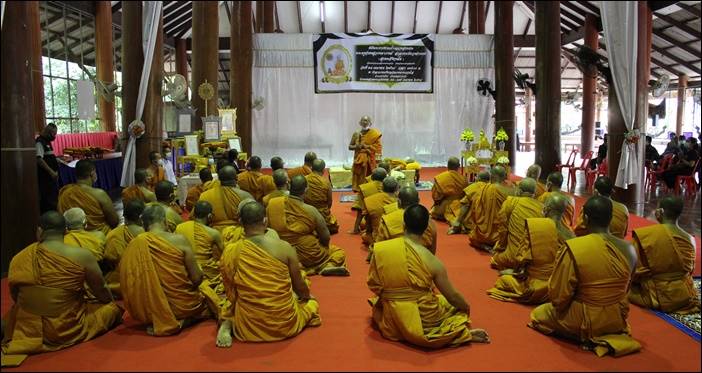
(52, 132), (119, 155)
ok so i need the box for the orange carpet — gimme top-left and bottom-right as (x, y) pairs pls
(2, 168), (700, 371)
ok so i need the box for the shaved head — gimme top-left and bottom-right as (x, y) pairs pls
(382, 176), (399, 193)
(477, 171), (490, 182)
(519, 178), (537, 195)
(377, 162), (391, 173)
(447, 157), (461, 170)
(526, 164), (542, 179)
(216, 159), (232, 173)
(659, 196), (684, 220)
(199, 168), (213, 183)
(583, 195), (613, 229)
(371, 167), (388, 182)
(491, 166), (507, 182)
(134, 168), (148, 184)
(193, 201), (213, 219)
(312, 158), (326, 173)
(304, 152), (317, 165)
(141, 204), (166, 229)
(270, 156), (285, 171)
(63, 207), (86, 230)
(290, 175), (307, 196)
(544, 193), (568, 216)
(39, 211), (66, 233)
(547, 172), (564, 188)
(240, 200), (266, 227)
(219, 165), (238, 185)
(272, 169), (289, 188)
(248, 156), (262, 170)
(75, 159), (96, 179)
(155, 181), (175, 202)
(398, 186), (420, 208)
(594, 176), (614, 197)
(404, 204), (430, 235)
(124, 199), (145, 222)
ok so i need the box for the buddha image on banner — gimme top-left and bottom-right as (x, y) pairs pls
(313, 33), (434, 93)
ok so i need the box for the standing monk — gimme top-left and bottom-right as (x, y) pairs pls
(431, 157), (468, 222)
(350, 116), (382, 192)
(103, 200), (145, 297)
(468, 166), (515, 251)
(537, 172), (575, 227)
(63, 207), (107, 262)
(198, 166), (254, 231)
(448, 171), (490, 235)
(288, 152), (317, 179)
(121, 169), (156, 206)
(574, 176), (628, 238)
(238, 156), (276, 202)
(305, 159), (339, 234)
(58, 159), (119, 235)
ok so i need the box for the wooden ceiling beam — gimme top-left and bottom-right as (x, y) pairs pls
(654, 12), (701, 39)
(676, 2), (701, 18)
(651, 44), (701, 74)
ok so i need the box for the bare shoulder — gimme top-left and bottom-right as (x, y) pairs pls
(236, 188), (254, 200)
(57, 242), (96, 267)
(88, 186), (111, 203)
(206, 225), (221, 240)
(163, 232), (192, 251)
(90, 230), (107, 242)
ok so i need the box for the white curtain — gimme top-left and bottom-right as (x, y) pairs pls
(601, 1), (638, 189)
(1, 1), (5, 30)
(120, 1), (162, 187)
(252, 34), (494, 167)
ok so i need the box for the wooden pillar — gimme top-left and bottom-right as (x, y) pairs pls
(535, 1), (561, 177)
(175, 38), (189, 87)
(95, 0), (116, 132)
(580, 13), (598, 154)
(494, 1), (515, 165)
(468, 0), (485, 34)
(136, 8), (164, 170)
(256, 1), (264, 33)
(231, 1), (253, 155)
(1, 1), (40, 274)
(525, 88), (533, 151)
(676, 74), (688, 135)
(191, 1), (219, 130)
(263, 0), (275, 33)
(121, 2), (142, 150)
(28, 1), (45, 134)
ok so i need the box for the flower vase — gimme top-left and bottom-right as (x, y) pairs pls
(498, 141), (505, 151)
(464, 141), (472, 151)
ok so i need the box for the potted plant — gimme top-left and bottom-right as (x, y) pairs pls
(460, 129), (475, 150)
(495, 127), (509, 151)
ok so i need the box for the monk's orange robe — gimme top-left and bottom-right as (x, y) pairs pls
(368, 237), (476, 348)
(490, 196), (544, 270)
(64, 230), (106, 261)
(185, 184), (204, 212)
(103, 225), (139, 297)
(351, 128), (382, 191)
(574, 198), (628, 238)
(487, 218), (571, 304)
(266, 196), (347, 275)
(628, 224), (700, 314)
(2, 243), (122, 357)
(262, 190), (288, 207)
(468, 183), (514, 248)
(448, 181), (488, 233)
(146, 202), (181, 233)
(220, 238), (321, 341)
(198, 186), (244, 231)
(146, 165), (165, 191)
(352, 180), (383, 212)
(537, 191), (575, 227)
(58, 184), (111, 235)
(529, 234), (641, 357)
(363, 192), (398, 245)
(120, 232), (210, 336)
(535, 182), (547, 199)
(431, 170), (468, 222)
(287, 165), (312, 180)
(121, 185), (150, 205)
(238, 171), (275, 202)
(375, 204), (436, 253)
(304, 173), (339, 234)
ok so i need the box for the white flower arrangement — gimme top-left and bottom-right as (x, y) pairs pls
(497, 156), (510, 165)
(466, 156), (478, 165)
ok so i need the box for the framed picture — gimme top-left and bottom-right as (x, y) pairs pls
(184, 135), (199, 156)
(218, 108), (237, 132)
(228, 137), (242, 152)
(203, 116), (221, 141)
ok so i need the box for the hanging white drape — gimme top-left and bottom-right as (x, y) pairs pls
(601, 1), (638, 189)
(252, 34), (494, 167)
(120, 1), (162, 187)
(1, 1), (5, 30)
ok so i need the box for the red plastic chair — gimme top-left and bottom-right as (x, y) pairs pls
(555, 149), (578, 173)
(568, 151), (594, 191)
(675, 159), (701, 196)
(586, 158), (607, 192)
(656, 154), (676, 193)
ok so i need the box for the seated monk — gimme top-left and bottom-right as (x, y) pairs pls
(185, 168), (214, 212)
(198, 166), (254, 231)
(145, 151), (166, 191)
(363, 176), (399, 246)
(262, 169), (290, 207)
(448, 171), (490, 235)
(63, 207), (107, 262)
(2, 212), (122, 360)
(238, 156), (276, 202)
(371, 186), (437, 262)
(574, 176), (628, 238)
(147, 181), (183, 232)
(490, 178), (544, 271)
(430, 157), (468, 222)
(270, 156), (286, 172)
(384, 157), (421, 184)
(304, 159), (339, 234)
(103, 200), (145, 297)
(287, 152), (316, 179)
(215, 201), (320, 347)
(529, 196), (641, 357)
(368, 205), (489, 348)
(526, 164), (547, 199)
(350, 167), (387, 234)
(121, 169), (156, 206)
(222, 199), (281, 246)
(628, 196), (700, 314)
(120, 204), (210, 336)
(487, 194), (575, 304)
(266, 176), (349, 276)
(58, 159), (119, 235)
(469, 166), (515, 251)
(537, 172), (575, 227)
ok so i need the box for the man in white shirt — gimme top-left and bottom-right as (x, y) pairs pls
(162, 146), (178, 186)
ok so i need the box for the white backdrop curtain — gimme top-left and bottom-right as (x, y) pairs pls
(120, 1), (162, 187)
(252, 34), (494, 167)
(601, 1), (639, 189)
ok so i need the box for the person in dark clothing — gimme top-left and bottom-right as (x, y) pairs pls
(663, 137), (699, 189)
(645, 135), (660, 163)
(227, 149), (241, 174)
(591, 133), (608, 170)
(36, 123), (60, 213)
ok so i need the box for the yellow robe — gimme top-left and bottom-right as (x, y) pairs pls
(238, 171), (275, 202)
(487, 218), (570, 304)
(145, 165), (165, 191)
(2, 243), (122, 356)
(491, 196), (544, 270)
(103, 225), (138, 297)
(529, 234), (641, 357)
(64, 230), (106, 261)
(262, 189), (288, 207)
(375, 205), (436, 253)
(146, 202), (181, 233)
(363, 192), (398, 245)
(304, 173), (339, 234)
(537, 191), (575, 227)
(198, 185), (243, 231)
(352, 128), (383, 191)
(535, 182), (547, 199)
(628, 224), (700, 314)
(185, 184), (204, 212)
(352, 179), (383, 211)
(468, 183), (513, 247)
(449, 181), (488, 233)
(431, 170), (468, 221)
(58, 184), (111, 235)
(120, 232), (210, 336)
(121, 185), (148, 205)
(266, 196), (347, 275)
(367, 237), (475, 348)
(287, 165), (312, 180)
(220, 239), (321, 342)
(574, 198), (628, 238)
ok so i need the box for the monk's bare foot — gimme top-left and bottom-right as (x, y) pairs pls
(320, 266), (350, 276)
(470, 329), (490, 343)
(216, 320), (233, 348)
(347, 229), (361, 235)
(146, 325), (155, 336)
